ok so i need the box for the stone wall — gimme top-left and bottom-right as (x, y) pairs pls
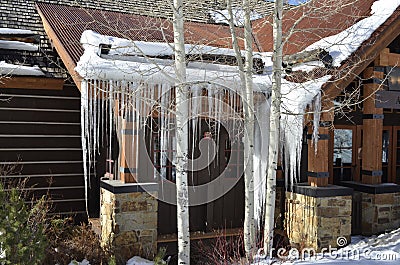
(360, 192), (400, 235)
(100, 187), (158, 263)
(286, 192), (352, 251)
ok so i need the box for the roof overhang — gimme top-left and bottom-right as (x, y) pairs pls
(36, 3), (83, 90)
(322, 9), (400, 99)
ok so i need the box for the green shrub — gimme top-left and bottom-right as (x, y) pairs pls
(0, 182), (48, 264)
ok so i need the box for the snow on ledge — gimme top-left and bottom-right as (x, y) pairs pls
(0, 27), (35, 35)
(80, 30), (245, 58)
(0, 61), (44, 76)
(76, 31), (273, 92)
(0, 40), (39, 51)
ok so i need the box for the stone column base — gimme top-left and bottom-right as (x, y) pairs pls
(100, 180), (158, 263)
(341, 181), (400, 236)
(286, 184), (353, 251)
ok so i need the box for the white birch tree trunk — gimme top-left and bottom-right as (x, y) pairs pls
(264, 0), (283, 254)
(172, 0), (190, 263)
(226, 0), (256, 258)
(242, 0), (256, 258)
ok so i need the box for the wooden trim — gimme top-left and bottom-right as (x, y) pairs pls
(36, 4), (83, 90)
(383, 126), (393, 183)
(323, 12), (400, 99)
(392, 126), (400, 184)
(157, 228), (242, 243)
(0, 76), (64, 90)
(328, 128), (334, 184)
(355, 125), (363, 182)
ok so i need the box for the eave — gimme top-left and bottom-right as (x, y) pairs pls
(322, 9), (400, 100)
(35, 3), (83, 91)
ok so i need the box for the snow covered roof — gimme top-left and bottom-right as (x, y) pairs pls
(0, 27), (44, 76)
(37, 0), (400, 96)
(0, 27), (39, 51)
(75, 30), (269, 92)
(36, 2), (238, 65)
(282, 0), (400, 73)
(253, 0), (385, 55)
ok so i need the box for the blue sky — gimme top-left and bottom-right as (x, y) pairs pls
(266, 0), (309, 5)
(287, 0), (309, 5)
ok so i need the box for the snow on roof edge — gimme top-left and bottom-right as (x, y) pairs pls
(80, 30), (247, 58)
(300, 0), (400, 69)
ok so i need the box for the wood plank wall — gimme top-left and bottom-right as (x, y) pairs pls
(0, 84), (93, 218)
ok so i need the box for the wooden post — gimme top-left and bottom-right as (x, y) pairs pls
(361, 67), (384, 184)
(307, 102), (334, 187)
(120, 117), (139, 183)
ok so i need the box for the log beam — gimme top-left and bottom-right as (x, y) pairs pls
(361, 67), (384, 184)
(307, 101), (334, 187)
(119, 118), (139, 183)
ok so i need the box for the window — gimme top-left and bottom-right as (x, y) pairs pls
(333, 129), (354, 183)
(382, 129), (391, 183)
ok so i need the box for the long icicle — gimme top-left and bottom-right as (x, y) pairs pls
(80, 80), (89, 215)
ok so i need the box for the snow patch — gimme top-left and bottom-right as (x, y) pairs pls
(0, 40), (39, 51)
(0, 27), (35, 35)
(0, 61), (44, 76)
(68, 259), (90, 265)
(126, 256), (154, 265)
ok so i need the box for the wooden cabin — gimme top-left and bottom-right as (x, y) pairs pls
(1, 0), (400, 261)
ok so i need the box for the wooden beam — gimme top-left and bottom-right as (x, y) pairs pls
(0, 76), (64, 90)
(119, 118), (139, 183)
(361, 69), (383, 184)
(307, 101), (334, 187)
(157, 228), (242, 243)
(36, 4), (83, 91)
(0, 36), (39, 43)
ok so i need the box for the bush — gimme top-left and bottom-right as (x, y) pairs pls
(0, 182), (48, 264)
(44, 219), (110, 265)
(192, 230), (246, 265)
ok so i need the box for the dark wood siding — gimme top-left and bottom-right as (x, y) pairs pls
(0, 84), (90, 217)
(151, 119), (245, 235)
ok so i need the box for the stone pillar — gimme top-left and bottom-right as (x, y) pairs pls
(361, 67), (384, 184)
(286, 185), (353, 251)
(100, 180), (158, 263)
(341, 182), (400, 236)
(361, 192), (400, 235)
